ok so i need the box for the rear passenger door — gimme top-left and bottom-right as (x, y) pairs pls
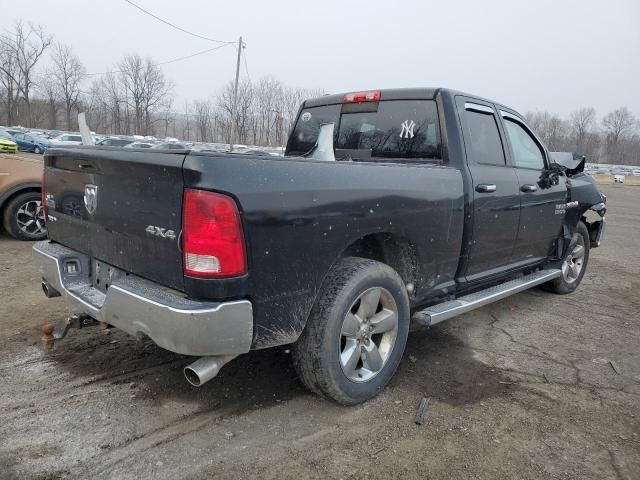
(457, 98), (521, 280)
(500, 111), (567, 262)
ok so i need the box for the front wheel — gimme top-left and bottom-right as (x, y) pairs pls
(34, 146), (42, 154)
(545, 221), (590, 294)
(293, 257), (410, 405)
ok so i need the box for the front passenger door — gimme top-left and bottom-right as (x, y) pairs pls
(501, 112), (567, 262)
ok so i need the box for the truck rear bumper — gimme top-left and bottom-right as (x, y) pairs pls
(32, 241), (253, 356)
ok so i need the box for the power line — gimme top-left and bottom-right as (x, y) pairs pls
(157, 43), (231, 66)
(85, 43), (233, 76)
(124, 0), (233, 44)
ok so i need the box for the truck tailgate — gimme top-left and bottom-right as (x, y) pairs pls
(44, 147), (185, 291)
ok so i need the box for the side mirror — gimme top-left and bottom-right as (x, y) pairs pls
(546, 162), (567, 173)
(538, 163), (565, 189)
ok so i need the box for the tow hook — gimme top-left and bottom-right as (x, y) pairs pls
(41, 313), (99, 349)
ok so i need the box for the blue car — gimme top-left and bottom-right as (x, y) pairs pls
(12, 132), (49, 154)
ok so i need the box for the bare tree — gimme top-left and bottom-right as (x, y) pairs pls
(118, 54), (172, 136)
(602, 107), (636, 145)
(0, 21), (52, 126)
(88, 72), (125, 134)
(51, 43), (85, 130)
(602, 107), (637, 163)
(181, 101), (191, 140)
(525, 111), (570, 151)
(0, 39), (22, 125)
(216, 80), (255, 144)
(193, 99), (214, 141)
(570, 107), (595, 151)
(38, 71), (60, 129)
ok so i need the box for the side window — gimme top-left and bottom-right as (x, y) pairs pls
(503, 119), (545, 169)
(286, 104), (341, 156)
(60, 135), (69, 141)
(463, 109), (506, 166)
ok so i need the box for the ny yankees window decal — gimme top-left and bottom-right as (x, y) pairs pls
(399, 120), (416, 139)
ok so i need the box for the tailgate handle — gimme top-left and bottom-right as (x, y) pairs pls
(77, 162), (96, 170)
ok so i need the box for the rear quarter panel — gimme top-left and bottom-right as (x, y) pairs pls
(0, 154), (43, 206)
(184, 153), (464, 348)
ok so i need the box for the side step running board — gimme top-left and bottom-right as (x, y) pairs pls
(412, 269), (561, 327)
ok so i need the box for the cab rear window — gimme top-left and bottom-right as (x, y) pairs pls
(286, 100), (442, 163)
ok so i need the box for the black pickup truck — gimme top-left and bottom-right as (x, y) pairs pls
(34, 88), (606, 404)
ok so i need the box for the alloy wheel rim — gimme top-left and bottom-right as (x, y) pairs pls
(16, 200), (46, 236)
(339, 286), (398, 383)
(561, 233), (585, 283)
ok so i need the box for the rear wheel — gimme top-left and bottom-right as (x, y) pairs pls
(293, 257), (410, 405)
(545, 221), (590, 294)
(2, 191), (47, 241)
(34, 146), (42, 154)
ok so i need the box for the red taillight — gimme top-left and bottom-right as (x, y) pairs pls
(182, 189), (246, 278)
(343, 90), (381, 104)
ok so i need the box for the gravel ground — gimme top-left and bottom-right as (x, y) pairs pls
(0, 184), (638, 480)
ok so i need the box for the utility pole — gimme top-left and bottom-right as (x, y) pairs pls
(229, 36), (242, 152)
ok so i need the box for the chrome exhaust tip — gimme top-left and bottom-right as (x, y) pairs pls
(42, 281), (61, 298)
(184, 355), (237, 387)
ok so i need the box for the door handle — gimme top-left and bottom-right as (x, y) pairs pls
(475, 184), (496, 193)
(520, 184), (538, 193)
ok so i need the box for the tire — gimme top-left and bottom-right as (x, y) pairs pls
(293, 257), (410, 405)
(2, 191), (47, 241)
(34, 146), (42, 154)
(544, 221), (590, 294)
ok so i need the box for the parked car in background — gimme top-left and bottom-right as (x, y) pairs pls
(0, 129), (18, 153)
(12, 133), (49, 154)
(5, 128), (24, 137)
(150, 142), (187, 150)
(96, 137), (134, 147)
(49, 133), (83, 146)
(26, 130), (50, 138)
(124, 141), (155, 149)
(0, 153), (45, 240)
(237, 149), (274, 156)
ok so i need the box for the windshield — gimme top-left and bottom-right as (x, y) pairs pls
(286, 100), (442, 162)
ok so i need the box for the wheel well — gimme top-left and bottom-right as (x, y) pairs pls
(0, 187), (41, 215)
(342, 233), (418, 295)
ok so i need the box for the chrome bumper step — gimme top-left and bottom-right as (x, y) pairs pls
(412, 269), (561, 326)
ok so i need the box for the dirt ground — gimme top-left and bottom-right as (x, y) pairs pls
(0, 184), (638, 480)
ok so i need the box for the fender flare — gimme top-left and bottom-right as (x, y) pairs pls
(0, 183), (41, 211)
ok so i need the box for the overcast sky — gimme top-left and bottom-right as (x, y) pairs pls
(4, 0), (640, 118)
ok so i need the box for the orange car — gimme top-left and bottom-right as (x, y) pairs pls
(0, 153), (46, 240)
